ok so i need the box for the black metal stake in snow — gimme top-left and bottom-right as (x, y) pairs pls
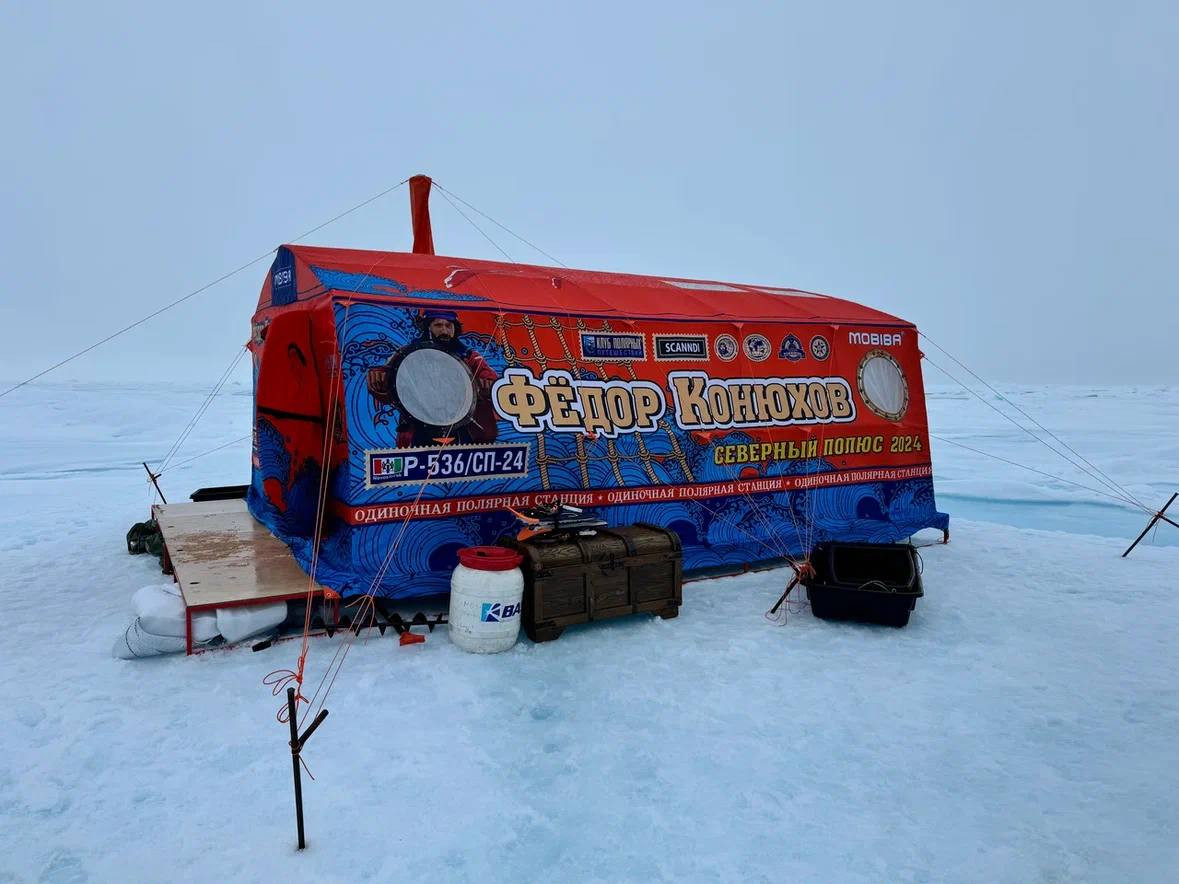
(286, 687), (329, 850)
(768, 575), (802, 618)
(1122, 492), (1178, 558)
(142, 462), (167, 504)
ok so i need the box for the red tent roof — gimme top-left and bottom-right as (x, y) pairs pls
(267, 244), (910, 328)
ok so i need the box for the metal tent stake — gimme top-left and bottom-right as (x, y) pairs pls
(286, 687), (329, 850)
(1122, 492), (1179, 558)
(142, 462), (167, 504)
(768, 575), (802, 618)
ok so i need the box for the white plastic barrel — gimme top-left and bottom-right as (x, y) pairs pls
(448, 546), (525, 654)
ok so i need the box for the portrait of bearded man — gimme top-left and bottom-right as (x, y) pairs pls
(367, 308), (499, 446)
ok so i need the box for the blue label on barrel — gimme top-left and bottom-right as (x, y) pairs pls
(480, 602), (520, 622)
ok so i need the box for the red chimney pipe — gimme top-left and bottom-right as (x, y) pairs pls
(409, 175), (435, 255)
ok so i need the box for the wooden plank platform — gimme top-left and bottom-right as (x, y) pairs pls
(152, 498), (327, 612)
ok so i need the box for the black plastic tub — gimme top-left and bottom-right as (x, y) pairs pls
(189, 484), (250, 502)
(803, 542), (923, 627)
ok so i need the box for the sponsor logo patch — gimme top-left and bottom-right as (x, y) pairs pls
(653, 334), (709, 361)
(579, 332), (646, 361)
(743, 334), (771, 362)
(270, 250), (297, 305)
(715, 334), (739, 361)
(778, 334), (805, 362)
(848, 331), (903, 347)
(810, 334), (830, 360)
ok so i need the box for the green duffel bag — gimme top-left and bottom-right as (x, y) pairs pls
(126, 519), (164, 558)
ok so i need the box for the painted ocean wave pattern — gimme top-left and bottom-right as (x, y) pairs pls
(312, 267), (489, 302)
(247, 415), (364, 591)
(247, 300), (952, 598)
(328, 476), (948, 599)
(335, 302), (690, 503)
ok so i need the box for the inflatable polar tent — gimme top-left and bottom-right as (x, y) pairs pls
(248, 243), (948, 600)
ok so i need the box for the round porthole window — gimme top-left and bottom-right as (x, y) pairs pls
(390, 343), (476, 428)
(857, 350), (909, 422)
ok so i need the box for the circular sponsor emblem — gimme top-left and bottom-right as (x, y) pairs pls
(715, 334), (738, 361)
(810, 334), (830, 361)
(778, 334), (805, 362)
(857, 349), (909, 422)
(743, 333), (771, 362)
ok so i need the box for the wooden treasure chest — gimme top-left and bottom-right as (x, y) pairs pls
(501, 523), (683, 642)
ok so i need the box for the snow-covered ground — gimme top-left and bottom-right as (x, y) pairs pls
(0, 382), (1176, 883)
(925, 383), (1177, 548)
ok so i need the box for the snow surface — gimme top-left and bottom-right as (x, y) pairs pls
(0, 382), (1177, 883)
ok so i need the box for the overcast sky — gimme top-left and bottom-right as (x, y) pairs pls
(1, 1), (1175, 388)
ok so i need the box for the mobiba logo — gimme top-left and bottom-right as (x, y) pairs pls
(848, 331), (903, 347)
